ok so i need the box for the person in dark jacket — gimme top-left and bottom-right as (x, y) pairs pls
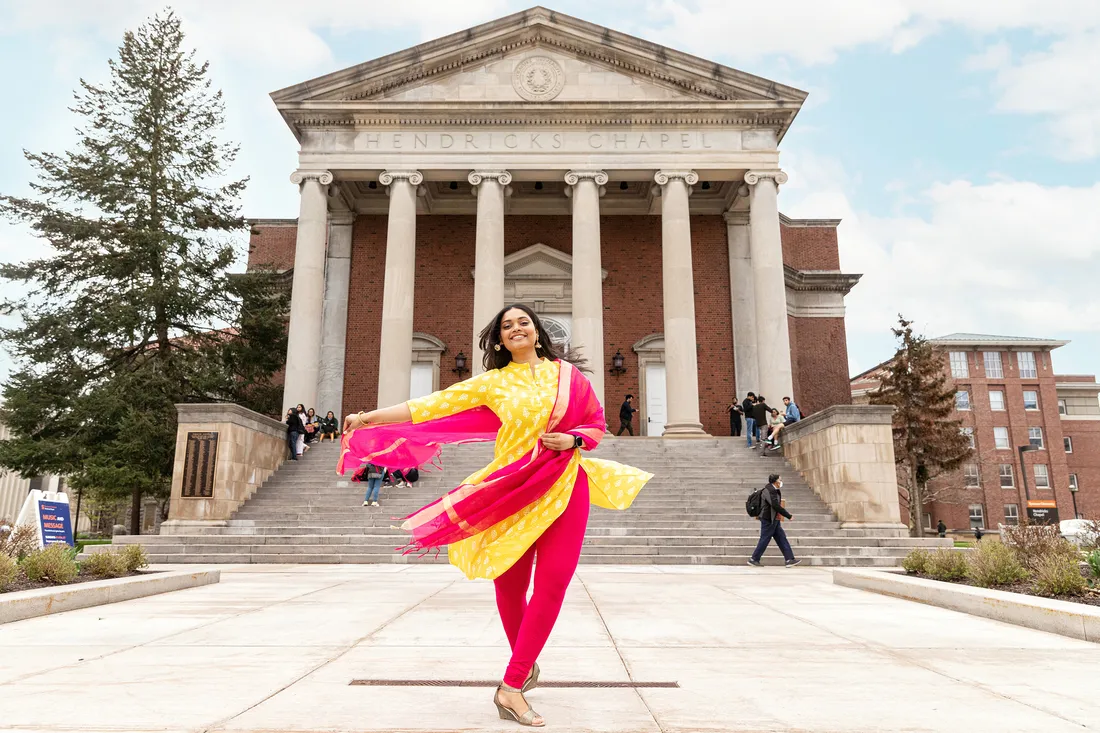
(747, 473), (800, 567)
(285, 408), (301, 461)
(726, 400), (743, 437)
(937, 519), (947, 538)
(616, 395), (637, 436)
(319, 411), (340, 442)
(751, 395), (772, 449)
(742, 393), (757, 447)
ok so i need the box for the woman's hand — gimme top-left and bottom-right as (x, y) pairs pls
(540, 432), (577, 451)
(344, 411), (375, 432)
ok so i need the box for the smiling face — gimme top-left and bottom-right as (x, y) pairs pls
(499, 307), (538, 357)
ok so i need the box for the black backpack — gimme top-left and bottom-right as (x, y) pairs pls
(745, 487), (766, 518)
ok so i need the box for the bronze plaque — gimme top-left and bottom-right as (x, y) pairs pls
(182, 431), (219, 498)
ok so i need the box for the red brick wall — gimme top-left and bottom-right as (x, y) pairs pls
(254, 215), (850, 437)
(781, 224), (840, 270)
(247, 222), (297, 270)
(1064, 420), (1100, 520)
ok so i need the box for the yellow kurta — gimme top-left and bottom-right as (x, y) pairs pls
(406, 359), (651, 580)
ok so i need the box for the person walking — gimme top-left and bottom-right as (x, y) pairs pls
(361, 462), (386, 506)
(341, 303), (652, 727)
(747, 473), (800, 567)
(751, 395), (771, 448)
(742, 392), (757, 447)
(284, 408), (301, 461)
(616, 394), (637, 436)
(726, 400), (743, 437)
(937, 519), (947, 538)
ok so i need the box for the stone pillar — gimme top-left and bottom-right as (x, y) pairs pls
(565, 170), (608, 405)
(317, 212), (354, 417)
(468, 170), (512, 374)
(376, 170), (423, 409)
(725, 209), (759, 396)
(282, 169), (331, 414)
(746, 170), (795, 404)
(654, 170), (707, 437)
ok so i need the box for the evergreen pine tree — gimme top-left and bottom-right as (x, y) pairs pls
(871, 317), (973, 536)
(0, 10), (287, 534)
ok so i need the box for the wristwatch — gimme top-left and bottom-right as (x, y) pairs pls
(573, 435), (584, 449)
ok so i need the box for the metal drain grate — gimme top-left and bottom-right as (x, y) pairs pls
(350, 679), (679, 689)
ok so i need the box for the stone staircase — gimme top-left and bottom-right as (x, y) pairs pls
(112, 438), (948, 566)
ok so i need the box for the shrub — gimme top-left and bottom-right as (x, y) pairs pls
(901, 548), (930, 574)
(1079, 520), (1100, 552)
(0, 554), (17, 590)
(21, 543), (79, 584)
(1001, 523), (1066, 572)
(1086, 550), (1100, 580)
(1033, 553), (1087, 597)
(1, 522), (40, 561)
(120, 544), (149, 572)
(966, 540), (1028, 588)
(925, 548), (968, 581)
(81, 550), (130, 578)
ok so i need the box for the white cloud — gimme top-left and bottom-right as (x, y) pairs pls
(781, 152), (1100, 371)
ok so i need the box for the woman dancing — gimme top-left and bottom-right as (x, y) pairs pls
(340, 304), (652, 727)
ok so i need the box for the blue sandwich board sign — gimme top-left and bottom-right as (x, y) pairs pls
(37, 498), (74, 547)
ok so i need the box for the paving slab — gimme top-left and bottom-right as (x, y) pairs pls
(0, 564), (1097, 732)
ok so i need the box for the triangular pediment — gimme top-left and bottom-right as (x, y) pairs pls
(471, 243), (608, 280)
(272, 7), (806, 110)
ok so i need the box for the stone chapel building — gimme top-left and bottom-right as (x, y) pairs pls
(247, 7), (861, 437)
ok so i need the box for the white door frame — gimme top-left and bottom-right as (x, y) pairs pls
(633, 334), (665, 437)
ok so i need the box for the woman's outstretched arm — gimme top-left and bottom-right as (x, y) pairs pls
(343, 402), (412, 432)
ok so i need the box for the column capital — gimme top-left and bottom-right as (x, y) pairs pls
(379, 169), (424, 186)
(744, 169), (789, 187)
(723, 211), (750, 225)
(289, 169), (333, 186)
(564, 170), (608, 186)
(654, 170), (699, 186)
(468, 170), (512, 186)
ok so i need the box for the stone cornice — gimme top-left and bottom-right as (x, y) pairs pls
(246, 218), (297, 227)
(784, 267), (862, 294)
(780, 213), (842, 228)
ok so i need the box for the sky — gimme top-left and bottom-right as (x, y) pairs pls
(0, 0), (1098, 380)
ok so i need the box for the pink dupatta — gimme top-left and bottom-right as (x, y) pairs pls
(337, 361), (605, 553)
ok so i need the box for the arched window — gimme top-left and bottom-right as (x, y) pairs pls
(540, 317), (571, 348)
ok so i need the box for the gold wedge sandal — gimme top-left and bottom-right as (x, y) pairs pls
(494, 683), (545, 727)
(522, 662), (540, 693)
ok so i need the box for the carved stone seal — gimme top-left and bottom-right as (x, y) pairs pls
(512, 56), (565, 102)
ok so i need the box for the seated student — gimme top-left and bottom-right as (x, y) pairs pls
(318, 411), (340, 442)
(764, 408), (785, 448)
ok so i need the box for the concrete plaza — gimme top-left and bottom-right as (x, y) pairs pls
(1, 565), (1098, 732)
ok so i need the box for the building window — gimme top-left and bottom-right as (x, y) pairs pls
(999, 464), (1014, 488)
(1017, 351), (1037, 379)
(1003, 504), (1019, 526)
(1064, 436), (1073, 453)
(949, 351), (969, 378)
(989, 390), (1005, 411)
(955, 390), (971, 411)
(540, 317), (571, 349)
(1058, 399), (1067, 415)
(1023, 390), (1038, 410)
(1070, 474), (1078, 491)
(983, 352), (1003, 378)
(1028, 427), (1044, 449)
(961, 427), (975, 449)
(963, 463), (980, 488)
(993, 427), (1010, 450)
(968, 504), (985, 529)
(1034, 464), (1050, 489)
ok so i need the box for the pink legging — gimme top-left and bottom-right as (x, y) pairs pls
(494, 468), (590, 688)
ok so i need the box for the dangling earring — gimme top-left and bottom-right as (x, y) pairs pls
(535, 340), (542, 349)
(493, 343), (501, 351)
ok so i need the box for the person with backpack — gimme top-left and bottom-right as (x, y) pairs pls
(361, 462), (387, 507)
(746, 473), (800, 567)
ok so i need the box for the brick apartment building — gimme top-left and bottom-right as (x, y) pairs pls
(852, 334), (1100, 533)
(248, 8), (861, 437)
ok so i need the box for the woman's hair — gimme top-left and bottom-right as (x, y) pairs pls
(478, 303), (588, 372)
(771, 408), (780, 415)
(296, 403), (305, 411)
(286, 408), (294, 416)
(326, 411), (335, 418)
(307, 408), (315, 415)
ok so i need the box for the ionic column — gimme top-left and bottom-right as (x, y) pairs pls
(317, 211), (355, 418)
(724, 209), (759, 396)
(654, 170), (707, 437)
(376, 170), (423, 408)
(282, 169), (332, 414)
(746, 170), (794, 403)
(565, 170), (607, 406)
(468, 170), (512, 374)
